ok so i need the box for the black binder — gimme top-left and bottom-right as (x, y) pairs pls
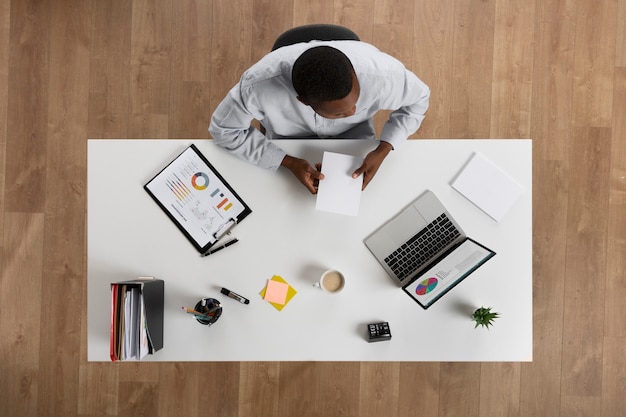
(110, 277), (164, 362)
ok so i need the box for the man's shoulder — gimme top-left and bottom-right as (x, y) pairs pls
(240, 59), (289, 89)
(328, 41), (408, 75)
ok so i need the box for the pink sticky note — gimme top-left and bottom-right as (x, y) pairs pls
(264, 280), (289, 304)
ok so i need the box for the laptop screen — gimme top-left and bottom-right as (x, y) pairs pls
(402, 238), (495, 309)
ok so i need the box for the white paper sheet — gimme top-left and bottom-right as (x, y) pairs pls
(451, 152), (524, 221)
(315, 152), (364, 216)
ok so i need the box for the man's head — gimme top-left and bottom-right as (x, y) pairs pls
(292, 46), (360, 119)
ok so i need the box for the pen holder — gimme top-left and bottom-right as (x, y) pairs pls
(194, 298), (222, 326)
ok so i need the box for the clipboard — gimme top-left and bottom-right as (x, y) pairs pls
(144, 144), (252, 254)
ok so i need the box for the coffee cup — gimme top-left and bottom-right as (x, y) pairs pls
(314, 269), (345, 294)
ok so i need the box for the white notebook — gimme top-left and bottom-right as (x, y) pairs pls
(451, 152), (524, 221)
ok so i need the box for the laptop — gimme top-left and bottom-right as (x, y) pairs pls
(364, 190), (495, 309)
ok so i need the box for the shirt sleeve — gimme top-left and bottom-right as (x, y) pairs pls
(208, 80), (287, 170)
(378, 69), (430, 149)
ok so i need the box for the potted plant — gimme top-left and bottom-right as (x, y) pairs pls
(471, 306), (500, 329)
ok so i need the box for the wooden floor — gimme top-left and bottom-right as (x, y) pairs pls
(1, 0), (625, 416)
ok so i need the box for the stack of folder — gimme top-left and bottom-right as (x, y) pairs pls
(110, 277), (164, 361)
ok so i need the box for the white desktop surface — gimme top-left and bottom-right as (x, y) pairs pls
(88, 139), (532, 361)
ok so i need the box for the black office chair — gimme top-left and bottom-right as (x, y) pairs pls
(271, 24), (360, 51)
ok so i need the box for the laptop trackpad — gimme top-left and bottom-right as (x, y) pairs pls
(384, 206), (427, 245)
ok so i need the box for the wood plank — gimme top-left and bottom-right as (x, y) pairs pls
(87, 0), (132, 139)
(172, 0), (212, 83)
(0, 213), (44, 417)
(77, 363), (119, 415)
(4, 0), (50, 213)
(605, 68), (626, 340)
(36, 1), (91, 416)
(119, 362), (160, 383)
(0, 0), (9, 238)
(398, 363), (439, 417)
(238, 362), (280, 417)
(373, 0), (414, 27)
(169, 0), (213, 138)
(111, 363), (160, 417)
(319, 362), (360, 417)
(448, 0), (495, 138)
(411, 0), (455, 139)
(293, 0), (332, 26)
(168, 81), (211, 139)
(490, 0), (535, 138)
(617, 0), (626, 66)
(529, 0), (576, 160)
(519, 159), (568, 416)
(333, 0), (375, 43)
(197, 363), (240, 417)
(209, 0), (253, 115)
(358, 362), (400, 417)
(438, 363), (480, 417)
(251, 0), (294, 61)
(601, 66), (626, 417)
(118, 381), (160, 417)
(561, 396), (603, 417)
(560, 128), (611, 410)
(601, 337), (626, 416)
(158, 363), (200, 417)
(128, 113), (169, 138)
(571, 0), (616, 127)
(278, 362), (321, 417)
(479, 363), (521, 417)
(129, 0), (172, 117)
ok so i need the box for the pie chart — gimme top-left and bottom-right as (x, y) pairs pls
(415, 277), (438, 295)
(191, 172), (209, 190)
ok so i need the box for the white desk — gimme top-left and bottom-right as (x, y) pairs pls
(88, 139), (532, 361)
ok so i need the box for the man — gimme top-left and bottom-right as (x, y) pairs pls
(209, 40), (430, 193)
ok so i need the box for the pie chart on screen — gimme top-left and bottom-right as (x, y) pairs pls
(415, 277), (438, 295)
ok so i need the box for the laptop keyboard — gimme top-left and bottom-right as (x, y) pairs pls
(384, 213), (461, 282)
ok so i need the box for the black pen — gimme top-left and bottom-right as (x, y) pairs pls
(202, 238), (239, 257)
(220, 287), (250, 304)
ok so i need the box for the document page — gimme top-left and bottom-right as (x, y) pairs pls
(451, 152), (524, 221)
(315, 152), (364, 216)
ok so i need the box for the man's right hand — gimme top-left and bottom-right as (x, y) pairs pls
(281, 155), (325, 194)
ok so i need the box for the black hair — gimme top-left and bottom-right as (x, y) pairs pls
(291, 46), (354, 105)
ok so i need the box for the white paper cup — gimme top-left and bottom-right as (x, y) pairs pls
(314, 270), (345, 294)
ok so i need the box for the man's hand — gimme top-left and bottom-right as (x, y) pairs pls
(352, 141), (393, 190)
(281, 155), (325, 194)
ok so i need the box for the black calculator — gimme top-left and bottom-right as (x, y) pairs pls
(367, 322), (392, 342)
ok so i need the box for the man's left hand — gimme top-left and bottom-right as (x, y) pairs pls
(352, 141), (393, 190)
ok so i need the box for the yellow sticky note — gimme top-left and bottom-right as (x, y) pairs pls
(259, 275), (297, 311)
(264, 279), (289, 304)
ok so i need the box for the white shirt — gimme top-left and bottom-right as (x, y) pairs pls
(209, 40), (430, 170)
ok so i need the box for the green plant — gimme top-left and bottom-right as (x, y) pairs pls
(471, 307), (500, 329)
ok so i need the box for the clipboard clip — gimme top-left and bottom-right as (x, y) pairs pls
(213, 218), (237, 241)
